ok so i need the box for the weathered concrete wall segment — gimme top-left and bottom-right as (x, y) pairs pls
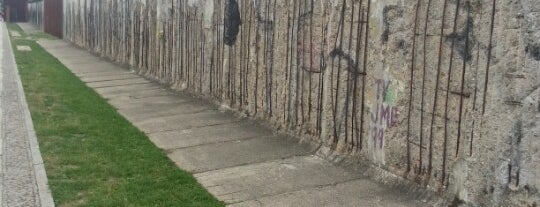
(28, 1), (44, 30)
(62, 0), (539, 205)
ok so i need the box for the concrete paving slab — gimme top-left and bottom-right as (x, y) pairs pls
(170, 137), (314, 174)
(101, 89), (170, 101)
(17, 23), (40, 35)
(194, 156), (361, 204)
(81, 74), (140, 83)
(111, 96), (193, 110)
(117, 101), (214, 121)
(9, 31), (21, 37)
(42, 49), (86, 58)
(105, 89), (173, 102)
(109, 92), (193, 109)
(65, 63), (127, 74)
(69, 68), (127, 76)
(94, 83), (161, 97)
(60, 56), (106, 66)
(148, 121), (274, 150)
(45, 49), (92, 58)
(37, 43), (70, 50)
(37, 40), (70, 49)
(16, 45), (32, 51)
(86, 78), (149, 88)
(133, 111), (234, 133)
(76, 71), (134, 78)
(229, 178), (431, 207)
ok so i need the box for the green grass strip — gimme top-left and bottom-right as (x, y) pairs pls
(7, 23), (224, 207)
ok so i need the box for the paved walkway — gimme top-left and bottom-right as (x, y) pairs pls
(17, 23), (40, 35)
(0, 23), (54, 206)
(38, 38), (438, 206)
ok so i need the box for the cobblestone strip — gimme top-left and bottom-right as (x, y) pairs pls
(0, 20), (4, 207)
(1, 23), (54, 207)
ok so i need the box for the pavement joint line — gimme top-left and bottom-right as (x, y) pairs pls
(71, 69), (128, 75)
(87, 78), (148, 88)
(126, 108), (218, 121)
(3, 23), (55, 207)
(57, 59), (101, 64)
(100, 87), (163, 95)
(75, 71), (132, 77)
(93, 82), (156, 89)
(87, 77), (148, 84)
(134, 108), (218, 117)
(147, 119), (251, 134)
(193, 154), (318, 176)
(117, 98), (198, 106)
(106, 92), (173, 101)
(121, 93), (186, 100)
(163, 135), (275, 153)
(115, 100), (197, 110)
(72, 69), (132, 76)
(83, 76), (142, 83)
(68, 64), (127, 70)
(142, 120), (242, 134)
(76, 71), (135, 77)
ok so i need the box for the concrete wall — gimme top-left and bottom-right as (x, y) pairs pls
(62, 0), (539, 205)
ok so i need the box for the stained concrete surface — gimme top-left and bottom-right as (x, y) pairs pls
(38, 39), (436, 206)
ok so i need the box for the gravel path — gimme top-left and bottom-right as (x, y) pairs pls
(0, 22), (54, 207)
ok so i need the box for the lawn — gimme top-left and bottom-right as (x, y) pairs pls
(7, 23), (224, 207)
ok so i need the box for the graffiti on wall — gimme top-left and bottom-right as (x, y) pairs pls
(369, 77), (398, 163)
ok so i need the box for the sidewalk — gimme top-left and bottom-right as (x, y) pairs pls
(0, 23), (54, 207)
(38, 38), (437, 206)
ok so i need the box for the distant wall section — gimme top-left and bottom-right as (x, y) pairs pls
(28, 0), (63, 38)
(28, 1), (44, 30)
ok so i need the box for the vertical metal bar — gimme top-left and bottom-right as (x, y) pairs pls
(419, 0), (433, 173)
(360, 0), (371, 153)
(482, 0), (497, 115)
(406, 0), (422, 172)
(428, 0), (449, 175)
(442, 0), (461, 185)
(456, 2), (471, 157)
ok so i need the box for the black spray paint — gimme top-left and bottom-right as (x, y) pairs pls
(224, 0), (241, 46)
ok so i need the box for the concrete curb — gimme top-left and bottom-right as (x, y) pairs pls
(3, 23), (55, 207)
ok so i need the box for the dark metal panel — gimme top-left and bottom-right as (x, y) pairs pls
(44, 0), (62, 38)
(4, 0), (28, 22)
